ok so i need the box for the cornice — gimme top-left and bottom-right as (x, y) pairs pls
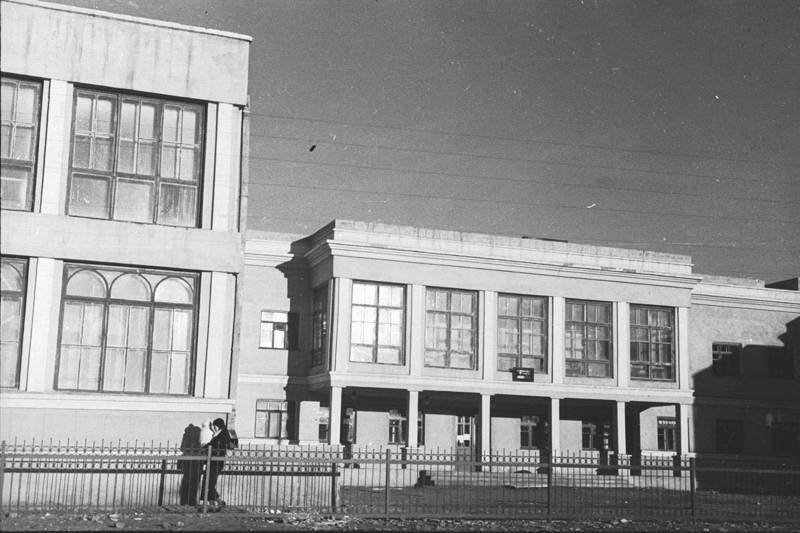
(0, 391), (236, 412)
(692, 289), (800, 313)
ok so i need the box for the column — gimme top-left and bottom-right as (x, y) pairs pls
(40, 80), (72, 214)
(409, 284), (426, 377)
(551, 298), (565, 384)
(212, 103), (243, 232)
(677, 307), (690, 390)
(407, 390), (419, 448)
(481, 291), (497, 379)
(331, 278), (353, 372)
(677, 403), (691, 455)
(616, 302), (630, 388)
(615, 401), (627, 455)
(25, 258), (62, 391)
(549, 398), (561, 456)
(204, 272), (236, 398)
(480, 394), (492, 462)
(329, 386), (343, 445)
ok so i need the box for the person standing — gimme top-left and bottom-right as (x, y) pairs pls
(201, 418), (231, 509)
(178, 423), (202, 506)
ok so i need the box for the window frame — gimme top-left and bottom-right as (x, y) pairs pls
(55, 263), (199, 395)
(497, 293), (548, 373)
(388, 409), (407, 445)
(1, 75), (42, 211)
(1, 256), (28, 389)
(711, 342), (741, 377)
(565, 299), (613, 378)
(311, 285), (328, 367)
(66, 87), (205, 227)
(259, 310), (298, 350)
(254, 399), (288, 439)
(520, 415), (541, 450)
(629, 304), (676, 381)
(424, 287), (478, 370)
(657, 417), (677, 451)
(349, 281), (406, 365)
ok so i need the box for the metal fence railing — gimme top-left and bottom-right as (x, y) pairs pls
(2, 440), (799, 522)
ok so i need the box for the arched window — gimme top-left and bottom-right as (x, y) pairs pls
(1, 257), (28, 389)
(66, 270), (107, 298)
(1, 262), (23, 292)
(110, 273), (150, 301)
(154, 277), (193, 304)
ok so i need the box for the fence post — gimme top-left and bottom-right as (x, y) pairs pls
(157, 459), (168, 506)
(384, 449), (391, 519)
(546, 454), (553, 518)
(330, 462), (338, 513)
(689, 457), (696, 520)
(202, 446), (212, 514)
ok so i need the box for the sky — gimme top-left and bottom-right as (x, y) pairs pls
(51, 0), (799, 283)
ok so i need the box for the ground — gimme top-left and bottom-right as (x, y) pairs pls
(2, 510), (798, 532)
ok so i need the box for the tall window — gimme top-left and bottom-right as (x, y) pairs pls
(350, 281), (405, 364)
(68, 89), (204, 226)
(318, 406), (330, 442)
(565, 300), (612, 377)
(712, 343), (740, 377)
(657, 417), (677, 451)
(582, 422), (598, 450)
(417, 412), (425, 446)
(630, 305), (675, 381)
(498, 294), (547, 372)
(1, 257), (27, 388)
(259, 311), (298, 349)
(1, 76), (41, 211)
(520, 415), (541, 449)
(388, 409), (407, 444)
(716, 419), (744, 454)
(255, 400), (288, 439)
(456, 416), (473, 447)
(311, 286), (328, 367)
(425, 288), (477, 369)
(56, 264), (197, 394)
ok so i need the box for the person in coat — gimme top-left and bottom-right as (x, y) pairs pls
(201, 418), (231, 507)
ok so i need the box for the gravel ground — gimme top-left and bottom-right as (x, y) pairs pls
(2, 510), (799, 532)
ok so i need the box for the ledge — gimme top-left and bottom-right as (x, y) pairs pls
(0, 391), (235, 412)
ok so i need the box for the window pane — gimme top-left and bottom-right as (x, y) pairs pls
(137, 142), (156, 176)
(171, 309), (191, 351)
(72, 135), (92, 168)
(140, 104), (156, 139)
(110, 274), (150, 301)
(158, 183), (196, 226)
(0, 298), (22, 387)
(12, 126), (33, 159)
(181, 108), (198, 144)
(118, 140), (135, 173)
(154, 277), (193, 304)
(1, 167), (32, 210)
(77, 347), (101, 390)
(75, 96), (93, 131)
(66, 270), (106, 298)
(69, 175), (110, 218)
(57, 346), (81, 389)
(120, 101), (137, 138)
(95, 98), (115, 134)
(114, 179), (154, 223)
(93, 137), (113, 170)
(350, 344), (373, 362)
(377, 347), (401, 364)
(162, 106), (179, 143)
(160, 145), (176, 178)
(1, 123), (10, 157)
(178, 148), (197, 181)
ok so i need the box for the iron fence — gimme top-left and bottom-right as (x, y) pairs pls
(2, 440), (798, 522)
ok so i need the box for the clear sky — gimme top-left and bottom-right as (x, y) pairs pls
(52, 0), (799, 283)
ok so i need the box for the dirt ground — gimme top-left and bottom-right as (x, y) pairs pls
(2, 510), (798, 532)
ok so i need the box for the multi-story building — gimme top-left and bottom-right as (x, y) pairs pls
(0, 0), (250, 443)
(237, 220), (799, 459)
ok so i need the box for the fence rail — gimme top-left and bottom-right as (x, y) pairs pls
(2, 441), (799, 522)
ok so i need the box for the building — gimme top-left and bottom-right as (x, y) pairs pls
(237, 220), (799, 459)
(0, 0), (250, 443)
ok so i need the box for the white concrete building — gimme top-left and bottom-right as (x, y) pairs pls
(0, 0), (250, 442)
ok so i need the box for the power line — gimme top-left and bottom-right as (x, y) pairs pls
(248, 178), (798, 226)
(248, 132), (800, 200)
(248, 112), (800, 172)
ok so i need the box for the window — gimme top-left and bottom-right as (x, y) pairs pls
(715, 419), (744, 454)
(311, 286), (328, 367)
(565, 300), (612, 377)
(630, 305), (675, 381)
(456, 416), (473, 448)
(417, 412), (425, 446)
(68, 89), (204, 226)
(56, 264), (197, 394)
(255, 400), (288, 439)
(712, 343), (740, 377)
(350, 282), (405, 364)
(425, 288), (478, 369)
(768, 349), (795, 379)
(657, 417), (677, 451)
(498, 294), (547, 372)
(520, 415), (542, 449)
(259, 311), (298, 349)
(318, 406), (330, 442)
(388, 409), (407, 444)
(1, 76), (41, 211)
(1, 257), (27, 388)
(582, 422), (598, 450)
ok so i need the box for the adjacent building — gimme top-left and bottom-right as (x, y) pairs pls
(0, 0), (250, 442)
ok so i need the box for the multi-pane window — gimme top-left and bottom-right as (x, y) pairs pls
(456, 416), (473, 448)
(657, 417), (677, 451)
(425, 288), (478, 369)
(68, 89), (204, 226)
(581, 422), (598, 450)
(630, 305), (675, 381)
(1, 257), (27, 388)
(1, 76), (41, 211)
(350, 281), (405, 364)
(520, 415), (541, 449)
(712, 343), (740, 377)
(565, 300), (612, 377)
(56, 264), (197, 394)
(259, 311), (298, 349)
(498, 294), (547, 372)
(255, 400), (288, 439)
(311, 286), (328, 367)
(388, 409), (407, 444)
(318, 406), (330, 442)
(716, 419), (744, 454)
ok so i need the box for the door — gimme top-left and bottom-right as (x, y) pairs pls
(455, 415), (476, 470)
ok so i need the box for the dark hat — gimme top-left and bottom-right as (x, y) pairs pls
(213, 418), (226, 429)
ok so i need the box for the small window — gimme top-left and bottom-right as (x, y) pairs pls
(582, 422), (597, 450)
(657, 417), (677, 451)
(318, 406), (330, 442)
(311, 286), (328, 367)
(388, 409), (407, 445)
(716, 419), (744, 454)
(456, 416), (473, 448)
(1, 76), (42, 211)
(712, 343), (741, 377)
(255, 399), (288, 439)
(1, 257), (28, 388)
(259, 311), (298, 349)
(520, 415), (543, 449)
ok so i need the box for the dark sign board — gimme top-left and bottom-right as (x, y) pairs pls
(511, 367), (534, 382)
